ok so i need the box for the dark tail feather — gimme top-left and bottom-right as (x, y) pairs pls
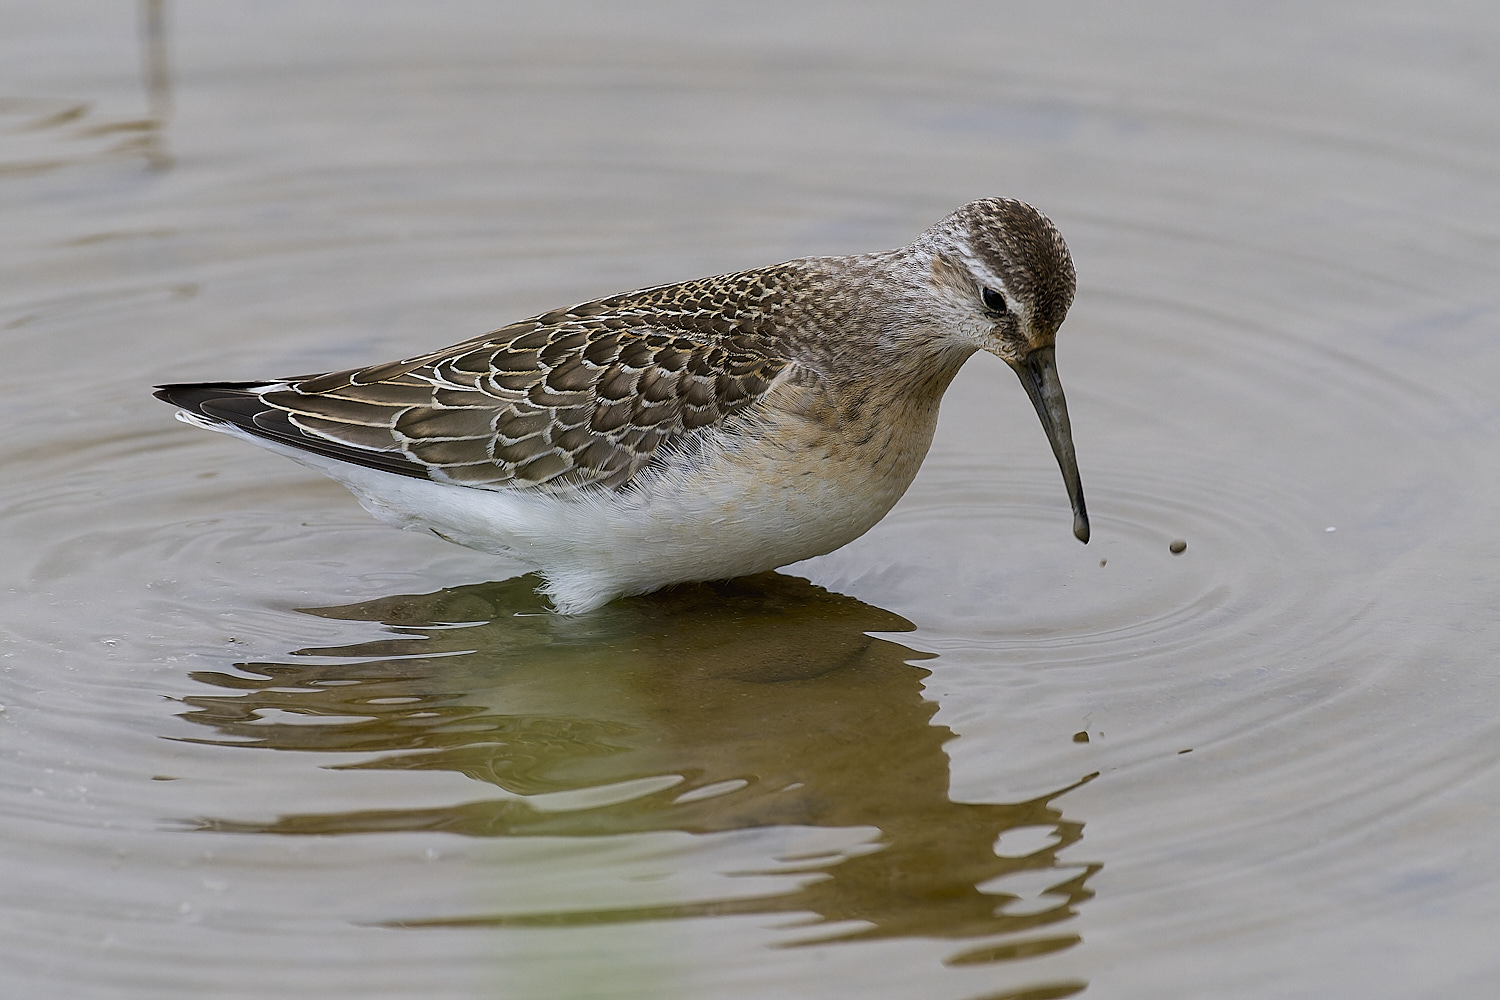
(153, 382), (428, 479)
(154, 381), (271, 414)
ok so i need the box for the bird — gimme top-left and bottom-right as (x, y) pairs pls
(156, 198), (1089, 614)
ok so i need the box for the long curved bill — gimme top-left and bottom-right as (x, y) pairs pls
(1009, 346), (1090, 543)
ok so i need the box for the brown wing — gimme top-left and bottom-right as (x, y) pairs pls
(159, 269), (799, 492)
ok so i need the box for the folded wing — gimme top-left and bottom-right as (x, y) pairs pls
(156, 272), (798, 493)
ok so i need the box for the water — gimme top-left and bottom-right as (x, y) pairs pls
(3, 2), (1499, 997)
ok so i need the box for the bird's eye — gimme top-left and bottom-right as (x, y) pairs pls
(981, 286), (1008, 315)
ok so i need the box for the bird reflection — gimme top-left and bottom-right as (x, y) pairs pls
(179, 573), (1098, 967)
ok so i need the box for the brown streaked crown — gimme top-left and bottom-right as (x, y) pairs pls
(940, 198), (1076, 333)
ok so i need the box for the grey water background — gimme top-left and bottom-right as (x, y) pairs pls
(3, 2), (1499, 998)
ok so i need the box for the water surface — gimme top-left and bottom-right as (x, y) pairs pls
(3, 3), (1499, 998)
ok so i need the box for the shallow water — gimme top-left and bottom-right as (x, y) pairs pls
(3, 2), (1500, 998)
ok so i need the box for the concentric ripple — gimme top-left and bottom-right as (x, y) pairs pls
(4, 6), (1500, 1000)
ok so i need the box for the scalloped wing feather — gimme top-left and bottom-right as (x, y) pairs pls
(159, 269), (800, 494)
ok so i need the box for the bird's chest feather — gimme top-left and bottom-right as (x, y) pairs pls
(639, 372), (946, 551)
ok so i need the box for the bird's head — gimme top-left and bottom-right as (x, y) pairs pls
(921, 198), (1089, 543)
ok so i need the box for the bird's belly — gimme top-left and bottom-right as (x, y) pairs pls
(455, 432), (917, 593)
(220, 398), (940, 613)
